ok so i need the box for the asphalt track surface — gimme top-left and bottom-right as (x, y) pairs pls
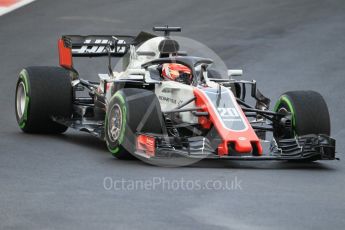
(1, 0), (345, 229)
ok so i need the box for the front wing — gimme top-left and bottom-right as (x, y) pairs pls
(135, 134), (336, 161)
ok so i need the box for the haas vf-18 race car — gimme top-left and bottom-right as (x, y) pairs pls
(15, 26), (336, 164)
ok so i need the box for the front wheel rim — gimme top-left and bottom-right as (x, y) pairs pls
(108, 104), (123, 142)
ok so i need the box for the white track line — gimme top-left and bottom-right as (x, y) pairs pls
(0, 0), (36, 16)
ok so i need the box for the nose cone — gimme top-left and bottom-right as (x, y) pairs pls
(234, 136), (253, 153)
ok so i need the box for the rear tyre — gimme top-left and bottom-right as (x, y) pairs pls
(15, 66), (72, 133)
(105, 88), (164, 159)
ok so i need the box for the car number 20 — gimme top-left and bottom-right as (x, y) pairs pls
(217, 108), (239, 118)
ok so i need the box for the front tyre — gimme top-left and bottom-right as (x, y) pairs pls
(274, 91), (331, 162)
(274, 90), (330, 138)
(105, 88), (164, 159)
(15, 66), (72, 133)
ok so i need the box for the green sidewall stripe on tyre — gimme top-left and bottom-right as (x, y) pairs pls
(106, 92), (127, 155)
(18, 70), (30, 128)
(274, 95), (296, 135)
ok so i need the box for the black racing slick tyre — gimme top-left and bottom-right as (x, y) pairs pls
(105, 88), (164, 159)
(15, 66), (72, 133)
(274, 90), (330, 137)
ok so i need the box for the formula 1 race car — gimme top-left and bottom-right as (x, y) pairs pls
(15, 26), (336, 164)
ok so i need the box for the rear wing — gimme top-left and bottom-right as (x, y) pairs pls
(58, 32), (157, 70)
(58, 35), (136, 69)
(62, 35), (135, 57)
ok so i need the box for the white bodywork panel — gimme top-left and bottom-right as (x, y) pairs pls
(155, 81), (198, 124)
(126, 37), (165, 69)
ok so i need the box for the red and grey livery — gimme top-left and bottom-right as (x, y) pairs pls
(15, 26), (336, 163)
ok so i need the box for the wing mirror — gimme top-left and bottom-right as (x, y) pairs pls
(228, 69), (243, 77)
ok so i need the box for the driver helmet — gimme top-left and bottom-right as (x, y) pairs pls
(160, 63), (192, 84)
